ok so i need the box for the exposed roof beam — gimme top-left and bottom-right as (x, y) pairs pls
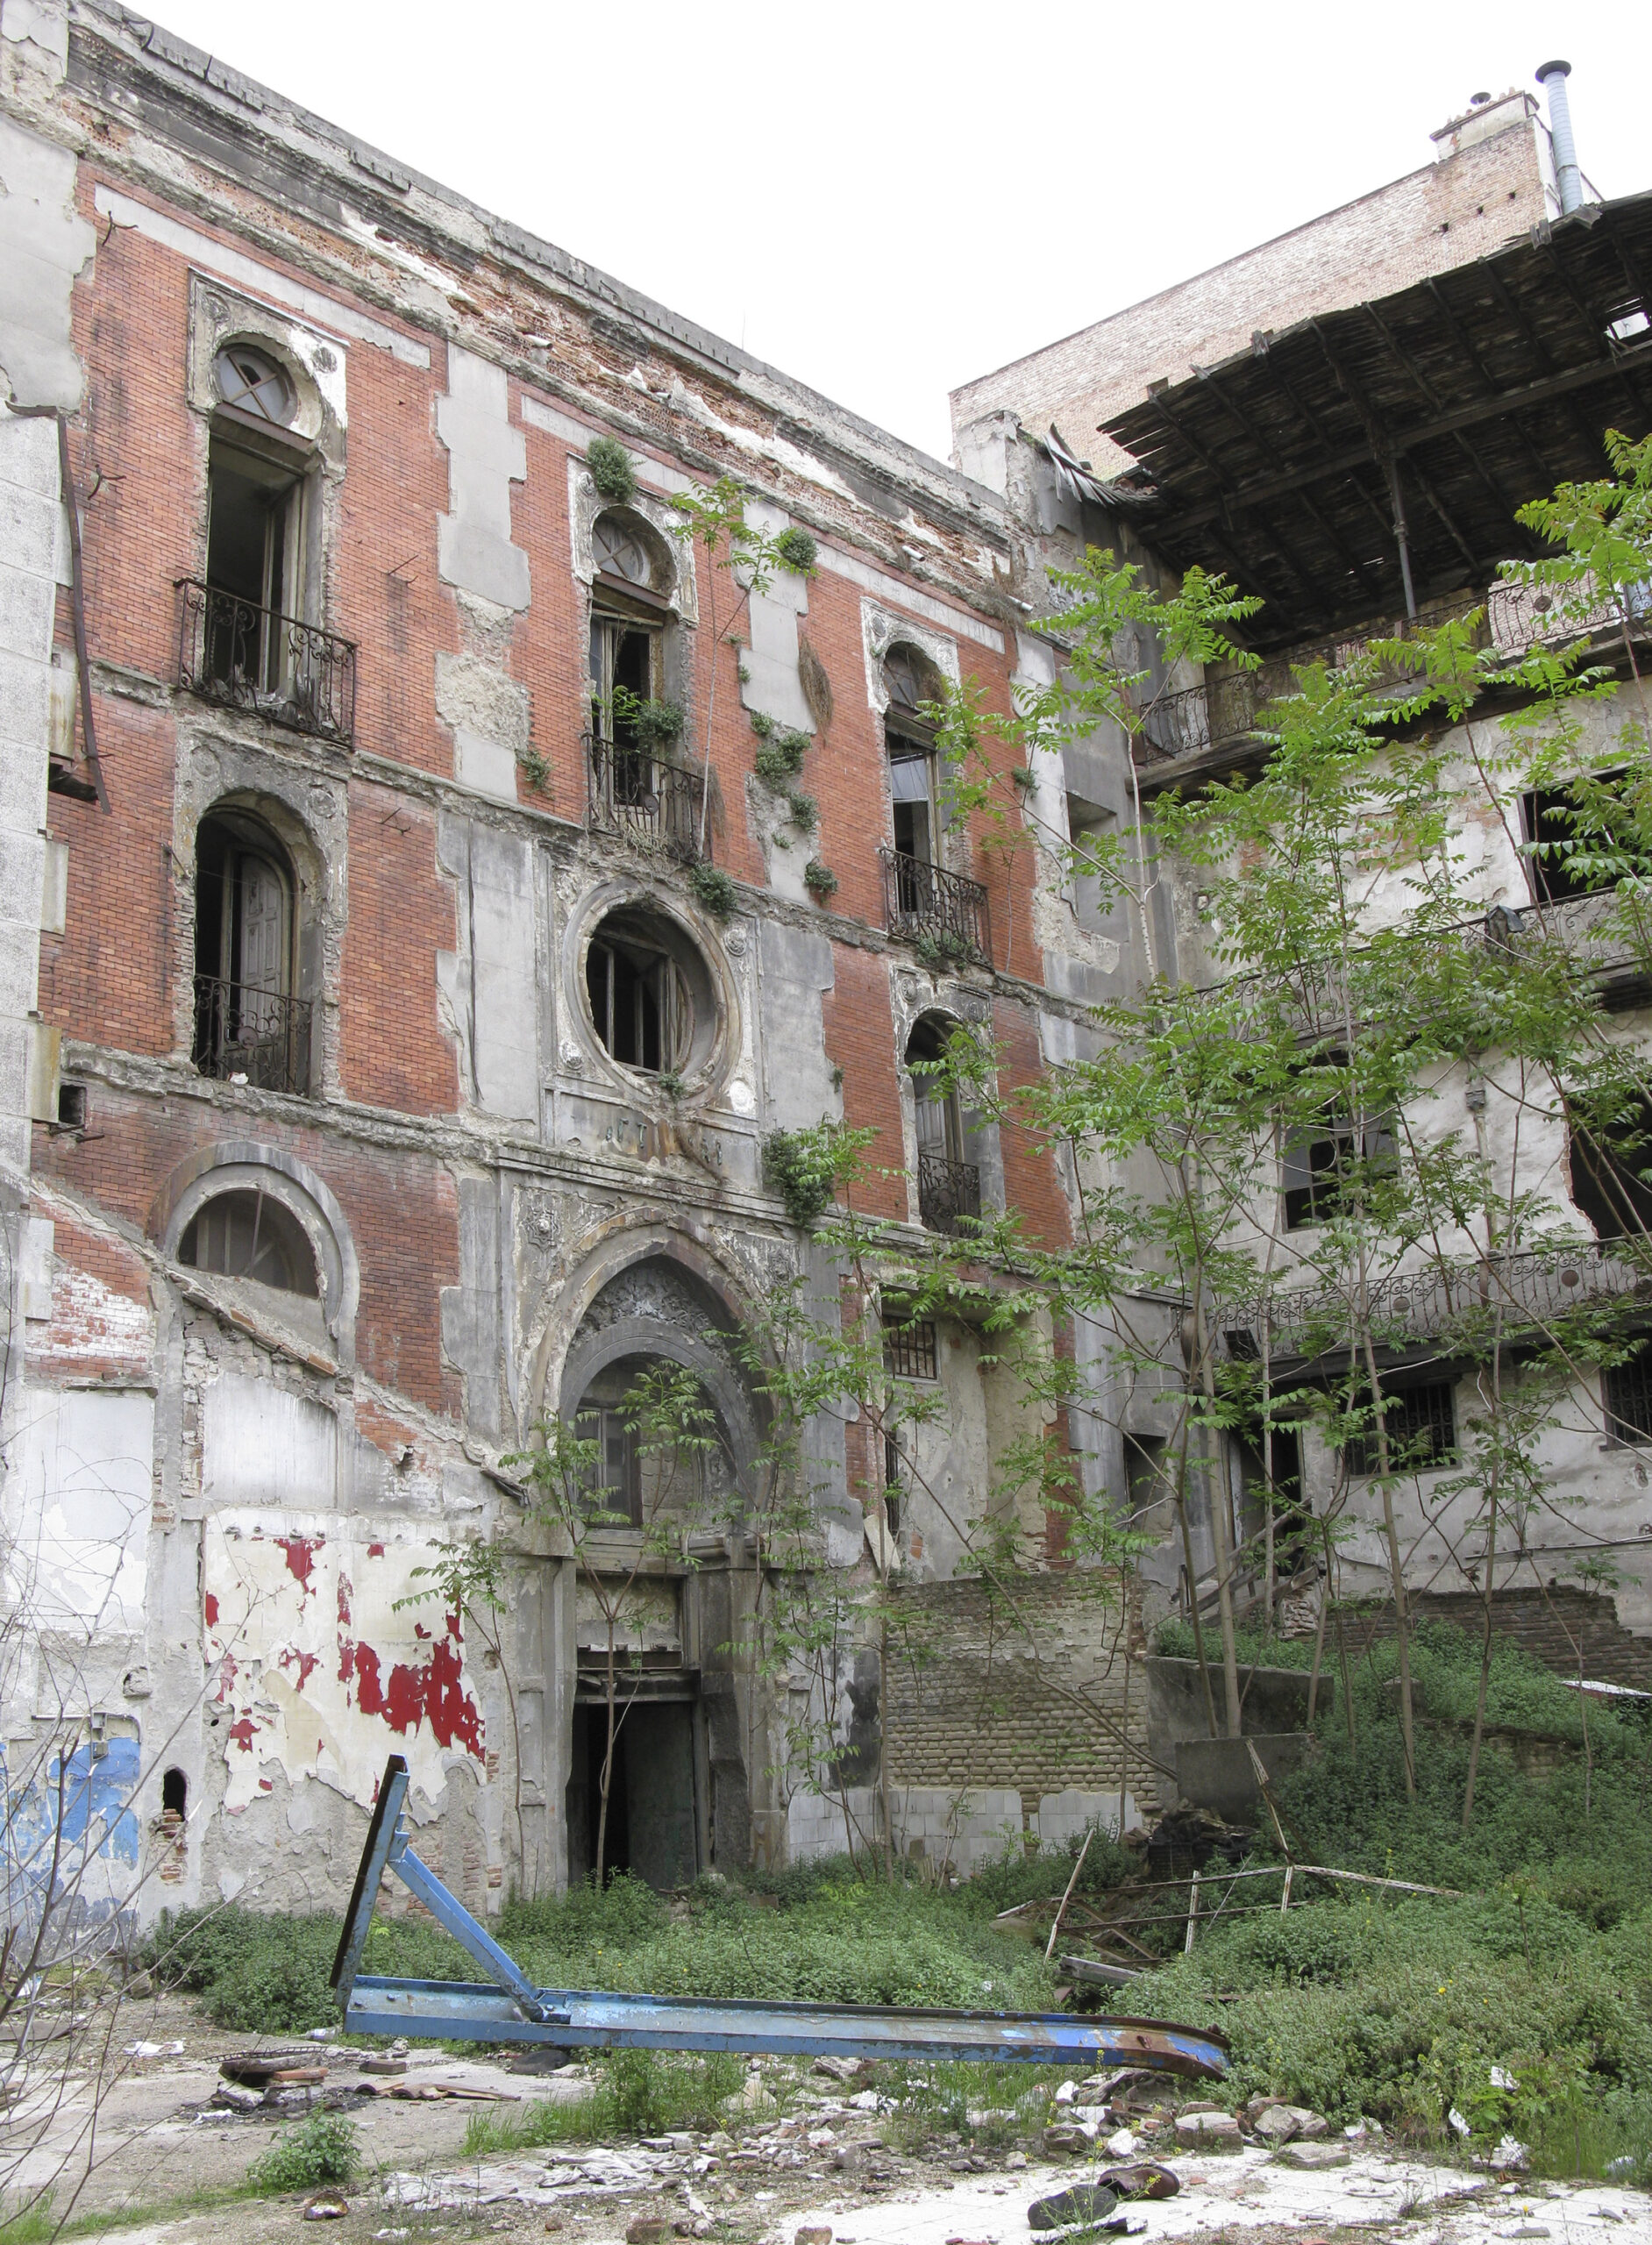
(1132, 335), (1652, 537)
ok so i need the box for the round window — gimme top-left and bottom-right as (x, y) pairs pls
(584, 902), (716, 1080)
(214, 345), (296, 426)
(593, 512), (659, 590)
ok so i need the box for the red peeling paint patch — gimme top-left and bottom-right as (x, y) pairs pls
(277, 1536), (319, 1594)
(203, 1592), (219, 1626)
(215, 1651), (239, 1703)
(279, 1647), (320, 1693)
(228, 1716), (258, 1752)
(337, 1572), (353, 1630)
(445, 1610), (462, 1642)
(367, 1543), (385, 1558)
(259, 1778), (273, 1791)
(339, 1634), (483, 1761)
(413, 1622), (430, 1641)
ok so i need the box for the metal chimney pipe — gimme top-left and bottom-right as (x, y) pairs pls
(1536, 59), (1584, 215)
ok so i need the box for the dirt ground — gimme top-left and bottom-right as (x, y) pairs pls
(7, 1992), (1649, 2245)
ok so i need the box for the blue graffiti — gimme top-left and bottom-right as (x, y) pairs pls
(4, 1736), (143, 1886)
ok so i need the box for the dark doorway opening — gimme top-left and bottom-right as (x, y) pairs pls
(567, 1698), (699, 1892)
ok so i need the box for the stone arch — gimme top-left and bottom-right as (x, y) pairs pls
(529, 1228), (765, 1489)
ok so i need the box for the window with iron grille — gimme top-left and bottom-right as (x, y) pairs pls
(1342, 1380), (1456, 1477)
(1604, 1339), (1652, 1444)
(882, 1314), (937, 1382)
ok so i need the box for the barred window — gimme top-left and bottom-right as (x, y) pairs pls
(1342, 1380), (1455, 1477)
(882, 1314), (937, 1382)
(1605, 1340), (1652, 1444)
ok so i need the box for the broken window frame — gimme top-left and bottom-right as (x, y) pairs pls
(1566, 1094), (1652, 1244)
(586, 925), (694, 1078)
(1521, 770), (1631, 905)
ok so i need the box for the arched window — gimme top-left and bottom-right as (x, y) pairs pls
(160, 1767), (189, 1820)
(884, 645), (944, 869)
(193, 809), (310, 1094)
(906, 1015), (980, 1235)
(214, 345), (296, 427)
(179, 1188), (320, 1297)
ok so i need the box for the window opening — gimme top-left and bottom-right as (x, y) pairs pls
(882, 1314), (938, 1382)
(907, 1016), (965, 1162)
(1605, 1339), (1652, 1443)
(179, 1188), (319, 1297)
(587, 925), (692, 1075)
(214, 346), (295, 427)
(160, 1768), (189, 1820)
(884, 645), (943, 874)
(204, 425), (308, 700)
(574, 1358), (731, 1528)
(1523, 773), (1629, 905)
(1569, 1097), (1652, 1242)
(194, 812), (308, 1093)
(1123, 1432), (1168, 1522)
(576, 1401), (642, 1527)
(56, 1082), (87, 1132)
(1282, 1059), (1396, 1229)
(1342, 1381), (1455, 1477)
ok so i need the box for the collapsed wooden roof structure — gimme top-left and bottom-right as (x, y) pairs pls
(1100, 192), (1652, 652)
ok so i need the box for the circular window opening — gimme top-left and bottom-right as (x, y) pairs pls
(584, 903), (716, 1080)
(593, 510), (666, 593)
(214, 345), (296, 426)
(180, 1188), (319, 1297)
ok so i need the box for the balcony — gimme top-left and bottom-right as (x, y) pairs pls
(177, 580), (356, 746)
(193, 973), (312, 1097)
(1139, 673), (1263, 761)
(917, 1149), (982, 1236)
(880, 848), (991, 966)
(586, 734), (707, 864)
(1225, 1239), (1652, 1366)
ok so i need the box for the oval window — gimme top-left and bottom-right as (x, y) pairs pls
(214, 345), (296, 426)
(584, 903), (716, 1080)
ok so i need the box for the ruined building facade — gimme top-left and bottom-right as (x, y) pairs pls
(0, 0), (1158, 1923)
(4, 9), (1650, 1931)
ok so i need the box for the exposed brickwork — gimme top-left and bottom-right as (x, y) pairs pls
(1324, 1588), (1652, 1693)
(884, 1573), (1159, 1809)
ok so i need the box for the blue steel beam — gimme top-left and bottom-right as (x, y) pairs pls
(333, 1758), (1228, 2081)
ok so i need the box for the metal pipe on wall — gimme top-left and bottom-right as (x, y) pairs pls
(1536, 60), (1584, 217)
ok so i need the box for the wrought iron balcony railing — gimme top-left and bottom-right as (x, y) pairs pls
(1139, 673), (1262, 762)
(917, 1149), (982, 1236)
(176, 580), (357, 746)
(193, 973), (313, 1097)
(586, 733), (707, 863)
(880, 848), (991, 966)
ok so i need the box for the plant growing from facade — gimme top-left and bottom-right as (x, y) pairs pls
(586, 435), (638, 506)
(804, 859), (838, 902)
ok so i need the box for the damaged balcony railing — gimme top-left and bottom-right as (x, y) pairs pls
(177, 580), (357, 746)
(918, 1149), (982, 1236)
(193, 973), (312, 1096)
(332, 1754), (1229, 2077)
(586, 734), (707, 863)
(1223, 1238), (1652, 1364)
(1138, 673), (1263, 762)
(880, 848), (991, 963)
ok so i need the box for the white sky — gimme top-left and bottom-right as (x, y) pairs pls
(146, 1), (1650, 464)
